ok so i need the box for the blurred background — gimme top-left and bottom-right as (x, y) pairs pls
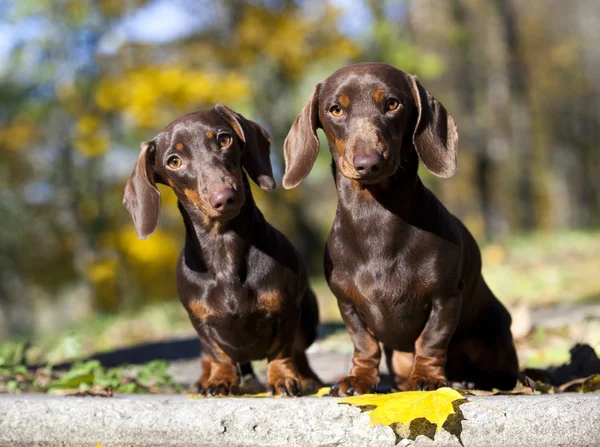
(1, 0), (600, 375)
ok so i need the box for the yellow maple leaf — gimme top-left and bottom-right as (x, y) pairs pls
(339, 387), (465, 432)
(313, 387), (331, 397)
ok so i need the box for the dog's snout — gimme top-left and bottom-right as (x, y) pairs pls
(353, 152), (383, 176)
(209, 187), (236, 212)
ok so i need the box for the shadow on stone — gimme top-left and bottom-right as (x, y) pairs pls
(34, 338), (202, 370)
(388, 399), (467, 445)
(33, 323), (349, 371)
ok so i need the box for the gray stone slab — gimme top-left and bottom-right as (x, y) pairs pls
(0, 393), (599, 446)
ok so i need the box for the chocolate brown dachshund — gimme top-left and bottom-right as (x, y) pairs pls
(283, 62), (518, 395)
(123, 105), (321, 396)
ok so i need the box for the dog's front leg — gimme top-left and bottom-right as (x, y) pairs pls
(195, 335), (240, 396)
(407, 293), (461, 391)
(266, 318), (301, 396)
(329, 299), (381, 396)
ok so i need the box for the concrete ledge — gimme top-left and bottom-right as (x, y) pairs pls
(1, 393), (599, 446)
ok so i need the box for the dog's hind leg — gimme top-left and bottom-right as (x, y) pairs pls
(385, 346), (414, 391)
(293, 288), (323, 394)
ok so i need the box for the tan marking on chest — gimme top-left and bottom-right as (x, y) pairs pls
(336, 281), (364, 303)
(257, 290), (282, 314)
(188, 299), (213, 320)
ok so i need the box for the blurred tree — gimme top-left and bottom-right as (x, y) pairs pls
(1, 0), (599, 337)
(0, 0), (359, 335)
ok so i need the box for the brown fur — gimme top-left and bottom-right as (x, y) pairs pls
(283, 63), (518, 395)
(373, 88), (385, 102)
(123, 105), (321, 396)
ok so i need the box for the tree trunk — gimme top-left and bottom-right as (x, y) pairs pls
(493, 0), (535, 230)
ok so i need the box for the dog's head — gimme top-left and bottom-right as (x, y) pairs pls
(282, 62), (458, 188)
(123, 105), (274, 239)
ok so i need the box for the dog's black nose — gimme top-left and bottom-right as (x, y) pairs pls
(353, 152), (383, 176)
(209, 188), (236, 212)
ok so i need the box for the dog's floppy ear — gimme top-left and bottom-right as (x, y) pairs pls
(408, 75), (458, 178)
(215, 104), (275, 191)
(282, 83), (321, 189)
(123, 141), (160, 240)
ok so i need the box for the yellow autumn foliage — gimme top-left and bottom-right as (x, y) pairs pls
(85, 258), (119, 284)
(72, 114), (110, 157)
(236, 4), (358, 77)
(0, 114), (39, 152)
(339, 387), (465, 432)
(84, 256), (120, 311)
(73, 133), (110, 157)
(118, 228), (180, 269)
(96, 66), (251, 128)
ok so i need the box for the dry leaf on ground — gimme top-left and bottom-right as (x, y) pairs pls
(187, 386), (332, 399)
(557, 374), (600, 393)
(339, 387), (466, 433)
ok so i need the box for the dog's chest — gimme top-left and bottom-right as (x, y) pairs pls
(329, 214), (460, 300)
(329, 259), (431, 349)
(185, 283), (281, 360)
(332, 256), (431, 308)
(186, 282), (282, 323)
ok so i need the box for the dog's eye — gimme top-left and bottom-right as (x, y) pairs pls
(218, 134), (232, 148)
(330, 105), (344, 117)
(167, 155), (183, 169)
(386, 98), (400, 112)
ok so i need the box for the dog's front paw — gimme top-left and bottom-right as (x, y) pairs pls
(267, 375), (300, 396)
(200, 375), (240, 396)
(190, 378), (208, 394)
(407, 374), (448, 391)
(329, 374), (378, 397)
(266, 358), (301, 396)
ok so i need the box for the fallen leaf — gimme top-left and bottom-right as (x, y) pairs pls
(558, 374), (600, 393)
(459, 385), (534, 396)
(557, 377), (587, 393)
(339, 387), (465, 432)
(312, 387), (331, 397)
(495, 387), (534, 396)
(534, 381), (553, 394)
(187, 387), (331, 399)
(455, 388), (493, 396)
(582, 374), (600, 393)
(187, 393), (269, 399)
(521, 375), (537, 392)
(51, 385), (113, 397)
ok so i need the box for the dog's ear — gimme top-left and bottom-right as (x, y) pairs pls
(408, 75), (458, 178)
(215, 104), (275, 191)
(282, 83), (321, 189)
(123, 141), (161, 240)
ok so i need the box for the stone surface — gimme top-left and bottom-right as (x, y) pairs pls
(1, 393), (599, 446)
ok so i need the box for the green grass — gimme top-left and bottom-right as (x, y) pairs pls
(482, 230), (600, 305)
(21, 302), (196, 365)
(0, 359), (183, 394)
